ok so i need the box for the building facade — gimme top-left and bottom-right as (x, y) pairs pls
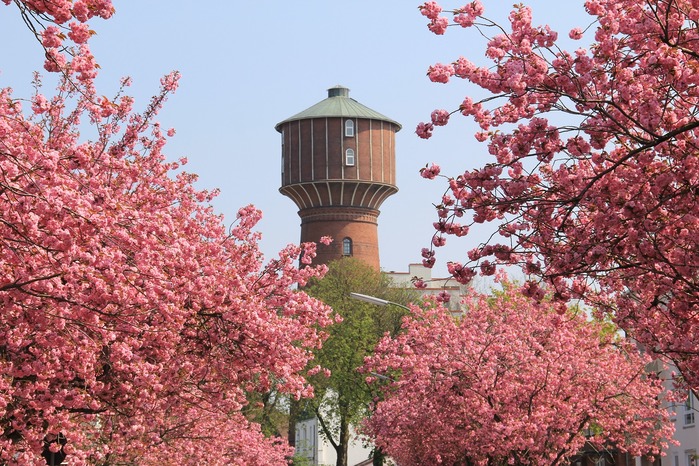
(295, 415), (377, 466)
(385, 262), (465, 312)
(662, 370), (699, 466)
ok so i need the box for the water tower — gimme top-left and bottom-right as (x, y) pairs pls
(276, 86), (400, 269)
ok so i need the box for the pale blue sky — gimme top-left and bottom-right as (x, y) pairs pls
(0, 1), (587, 276)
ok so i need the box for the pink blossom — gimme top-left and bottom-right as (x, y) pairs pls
(447, 261), (476, 284)
(420, 163), (441, 180)
(416, 122), (434, 139)
(43, 48), (67, 72)
(569, 27), (584, 40)
(428, 16), (449, 35)
(412, 278), (428, 289)
(432, 235), (446, 247)
(31, 94), (50, 114)
(415, 0), (699, 393)
(453, 13), (474, 27)
(72, 0), (90, 22)
(453, 56), (475, 76)
(479, 260), (496, 275)
(419, 1), (442, 20)
(41, 26), (63, 48)
(160, 71), (181, 92)
(431, 109), (450, 126)
(427, 62), (455, 83)
(436, 290), (451, 302)
(68, 21), (92, 44)
(453, 1), (484, 27)
(319, 235), (333, 245)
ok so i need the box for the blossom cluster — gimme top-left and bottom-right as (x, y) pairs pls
(0, 2), (334, 464)
(363, 283), (673, 465)
(415, 0), (699, 393)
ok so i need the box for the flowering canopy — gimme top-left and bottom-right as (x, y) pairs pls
(1, 1), (333, 464)
(363, 283), (673, 466)
(417, 0), (699, 389)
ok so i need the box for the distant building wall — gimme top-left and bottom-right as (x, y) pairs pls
(385, 263), (464, 312)
(295, 415), (374, 466)
(662, 361), (699, 466)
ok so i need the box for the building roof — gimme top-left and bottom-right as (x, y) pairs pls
(275, 85), (402, 131)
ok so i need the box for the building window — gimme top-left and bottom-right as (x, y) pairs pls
(345, 148), (355, 166)
(345, 119), (354, 137)
(685, 393), (696, 426)
(342, 238), (352, 256)
(280, 129), (285, 178)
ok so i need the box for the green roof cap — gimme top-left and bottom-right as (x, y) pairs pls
(275, 85), (401, 131)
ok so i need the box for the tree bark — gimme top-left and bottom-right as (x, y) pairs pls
(335, 414), (350, 466)
(288, 398), (299, 448)
(372, 447), (386, 466)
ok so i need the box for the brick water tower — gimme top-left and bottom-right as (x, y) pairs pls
(276, 86), (401, 269)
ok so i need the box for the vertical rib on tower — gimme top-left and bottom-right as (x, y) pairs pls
(276, 86), (401, 269)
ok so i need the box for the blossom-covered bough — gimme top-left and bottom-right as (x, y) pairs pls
(417, 0), (699, 391)
(0, 2), (333, 464)
(363, 280), (674, 466)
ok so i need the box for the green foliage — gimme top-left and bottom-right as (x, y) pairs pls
(302, 258), (417, 450)
(242, 389), (289, 438)
(290, 453), (314, 466)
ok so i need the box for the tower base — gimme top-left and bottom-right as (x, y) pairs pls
(298, 206), (380, 270)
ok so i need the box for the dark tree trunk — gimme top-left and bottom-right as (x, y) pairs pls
(372, 447), (386, 466)
(335, 415), (350, 466)
(288, 398), (300, 448)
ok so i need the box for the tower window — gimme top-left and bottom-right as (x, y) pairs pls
(345, 119), (355, 137)
(345, 148), (355, 166)
(281, 130), (285, 178)
(342, 237), (353, 256)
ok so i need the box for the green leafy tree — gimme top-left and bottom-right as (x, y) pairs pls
(301, 258), (415, 466)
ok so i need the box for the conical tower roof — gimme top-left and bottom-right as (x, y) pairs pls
(275, 85), (401, 131)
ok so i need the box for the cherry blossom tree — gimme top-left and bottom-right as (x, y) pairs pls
(362, 281), (674, 466)
(416, 1), (699, 390)
(1, 2), (333, 464)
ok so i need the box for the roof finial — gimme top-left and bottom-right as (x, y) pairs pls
(327, 85), (350, 98)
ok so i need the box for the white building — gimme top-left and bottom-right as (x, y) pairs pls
(663, 384), (699, 466)
(295, 416), (375, 466)
(385, 262), (466, 312)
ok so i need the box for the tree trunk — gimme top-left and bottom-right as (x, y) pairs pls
(372, 447), (386, 466)
(288, 398), (299, 449)
(335, 415), (351, 466)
